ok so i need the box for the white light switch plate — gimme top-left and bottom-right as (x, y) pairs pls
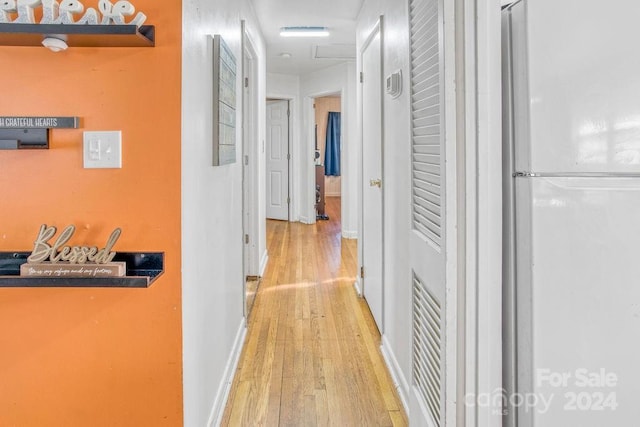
(83, 131), (122, 169)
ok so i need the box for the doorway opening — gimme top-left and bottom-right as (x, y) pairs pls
(313, 94), (342, 228)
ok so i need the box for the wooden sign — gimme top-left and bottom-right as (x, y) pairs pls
(21, 224), (125, 278)
(0, 117), (79, 129)
(21, 262), (126, 277)
(27, 224), (121, 264)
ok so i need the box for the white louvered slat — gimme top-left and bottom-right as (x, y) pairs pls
(410, 0), (445, 424)
(410, 0), (443, 249)
(413, 272), (443, 427)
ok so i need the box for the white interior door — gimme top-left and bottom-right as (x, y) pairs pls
(242, 43), (252, 280)
(266, 100), (289, 221)
(242, 26), (259, 279)
(408, 0), (447, 425)
(361, 27), (384, 332)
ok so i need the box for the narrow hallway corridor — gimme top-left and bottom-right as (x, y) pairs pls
(221, 198), (407, 426)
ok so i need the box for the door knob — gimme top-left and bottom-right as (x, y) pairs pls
(370, 179), (382, 188)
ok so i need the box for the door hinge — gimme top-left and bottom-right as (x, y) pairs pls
(360, 72), (363, 83)
(287, 197), (290, 204)
(287, 108), (290, 117)
(360, 266), (365, 278)
(287, 153), (290, 160)
(244, 77), (249, 88)
(244, 155), (249, 166)
(313, 103), (316, 109)
(245, 234), (249, 244)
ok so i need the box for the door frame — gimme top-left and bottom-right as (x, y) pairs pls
(458, 0), (503, 425)
(427, 0), (503, 423)
(241, 21), (260, 295)
(357, 16), (384, 331)
(266, 99), (291, 221)
(303, 90), (345, 224)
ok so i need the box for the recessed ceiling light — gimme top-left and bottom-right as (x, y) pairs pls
(279, 52), (292, 58)
(280, 26), (330, 38)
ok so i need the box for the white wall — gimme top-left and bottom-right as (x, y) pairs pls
(345, 62), (358, 235)
(267, 73), (302, 222)
(181, 1), (266, 426)
(356, 0), (414, 417)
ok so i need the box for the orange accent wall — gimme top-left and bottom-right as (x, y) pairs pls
(0, 2), (183, 425)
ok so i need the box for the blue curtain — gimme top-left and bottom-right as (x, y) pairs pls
(324, 112), (341, 176)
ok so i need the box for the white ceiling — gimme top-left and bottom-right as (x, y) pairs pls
(251, 0), (364, 75)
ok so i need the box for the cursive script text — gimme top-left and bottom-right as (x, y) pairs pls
(27, 224), (121, 264)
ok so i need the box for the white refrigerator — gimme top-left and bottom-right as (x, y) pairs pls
(503, 1), (640, 426)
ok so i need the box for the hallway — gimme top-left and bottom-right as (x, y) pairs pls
(222, 198), (407, 426)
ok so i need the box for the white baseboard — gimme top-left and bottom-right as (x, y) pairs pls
(207, 318), (247, 427)
(299, 215), (312, 224)
(259, 250), (269, 277)
(342, 229), (358, 239)
(353, 279), (362, 296)
(380, 335), (410, 417)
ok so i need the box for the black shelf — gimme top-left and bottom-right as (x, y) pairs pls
(0, 252), (164, 288)
(0, 23), (154, 47)
(0, 116), (80, 150)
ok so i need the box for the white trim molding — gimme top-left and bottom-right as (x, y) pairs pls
(353, 278), (362, 296)
(341, 229), (358, 239)
(207, 318), (247, 427)
(462, 1), (503, 426)
(380, 335), (410, 416)
(259, 250), (269, 277)
(298, 215), (312, 225)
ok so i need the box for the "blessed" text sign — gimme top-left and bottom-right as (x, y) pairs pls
(27, 224), (121, 264)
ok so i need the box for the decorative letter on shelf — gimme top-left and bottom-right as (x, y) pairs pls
(211, 34), (236, 166)
(0, 1), (17, 24)
(1, 0), (146, 26)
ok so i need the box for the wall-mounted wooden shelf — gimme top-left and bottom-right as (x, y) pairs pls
(0, 252), (164, 288)
(0, 24), (155, 47)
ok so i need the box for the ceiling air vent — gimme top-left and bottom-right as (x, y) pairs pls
(313, 44), (356, 60)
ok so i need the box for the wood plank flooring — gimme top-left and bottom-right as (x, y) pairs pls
(221, 197), (408, 426)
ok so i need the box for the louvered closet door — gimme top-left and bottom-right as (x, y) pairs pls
(408, 0), (446, 425)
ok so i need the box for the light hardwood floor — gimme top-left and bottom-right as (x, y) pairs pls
(221, 197), (408, 426)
